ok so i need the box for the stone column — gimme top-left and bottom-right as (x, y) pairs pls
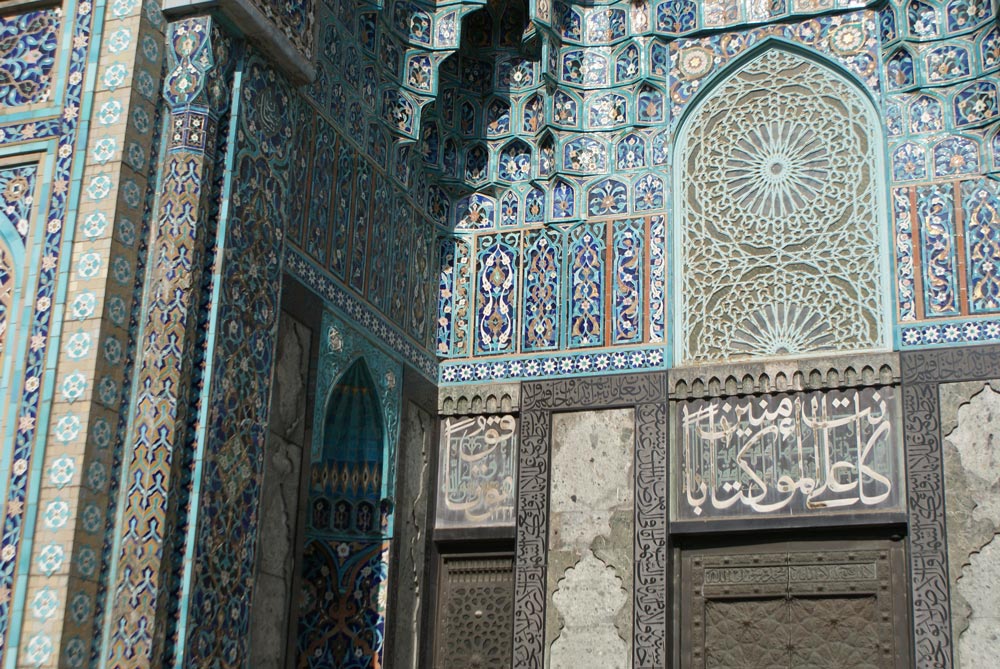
(105, 16), (234, 669)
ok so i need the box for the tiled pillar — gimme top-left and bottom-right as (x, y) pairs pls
(10, 2), (172, 667)
(105, 16), (234, 668)
(174, 49), (292, 667)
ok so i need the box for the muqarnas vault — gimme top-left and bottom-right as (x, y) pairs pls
(0, 0), (996, 666)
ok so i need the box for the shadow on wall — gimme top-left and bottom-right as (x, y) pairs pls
(296, 359), (392, 669)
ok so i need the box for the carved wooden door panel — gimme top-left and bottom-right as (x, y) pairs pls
(679, 540), (911, 669)
(433, 554), (514, 669)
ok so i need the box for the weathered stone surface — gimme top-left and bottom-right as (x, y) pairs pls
(248, 572), (293, 669)
(269, 313), (311, 444)
(941, 381), (1000, 668)
(939, 381), (998, 437)
(249, 313), (311, 669)
(956, 537), (1000, 668)
(257, 434), (302, 578)
(547, 409), (634, 667)
(248, 431), (304, 669)
(549, 552), (629, 669)
(389, 399), (433, 669)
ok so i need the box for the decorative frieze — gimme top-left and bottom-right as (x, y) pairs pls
(438, 381), (521, 415)
(668, 351), (901, 399)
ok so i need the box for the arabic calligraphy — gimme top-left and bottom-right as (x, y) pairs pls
(677, 387), (900, 520)
(436, 414), (517, 527)
(702, 562), (878, 588)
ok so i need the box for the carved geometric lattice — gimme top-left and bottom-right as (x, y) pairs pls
(435, 555), (514, 669)
(677, 48), (886, 363)
(680, 544), (910, 668)
(705, 596), (881, 667)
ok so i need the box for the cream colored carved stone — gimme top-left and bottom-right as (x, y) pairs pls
(550, 551), (629, 669)
(943, 383), (1000, 668)
(676, 47), (886, 363)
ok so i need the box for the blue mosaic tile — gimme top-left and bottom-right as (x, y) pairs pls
(0, 9), (59, 107)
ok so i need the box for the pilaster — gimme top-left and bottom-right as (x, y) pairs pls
(104, 16), (236, 668)
(173, 48), (293, 668)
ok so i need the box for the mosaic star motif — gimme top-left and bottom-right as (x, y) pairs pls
(725, 120), (829, 218)
(678, 47), (885, 362)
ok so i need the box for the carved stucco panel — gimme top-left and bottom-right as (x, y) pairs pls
(676, 47), (887, 364)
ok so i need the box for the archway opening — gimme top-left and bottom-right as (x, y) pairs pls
(295, 358), (390, 669)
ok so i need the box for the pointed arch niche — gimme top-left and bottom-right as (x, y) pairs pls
(294, 311), (402, 669)
(672, 44), (891, 364)
(311, 360), (386, 536)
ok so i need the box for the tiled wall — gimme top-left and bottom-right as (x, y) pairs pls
(0, 0), (166, 665)
(0, 0), (995, 665)
(288, 0), (997, 384)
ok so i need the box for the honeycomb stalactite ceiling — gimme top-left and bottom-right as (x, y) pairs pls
(261, 0), (997, 387)
(357, 0), (901, 160)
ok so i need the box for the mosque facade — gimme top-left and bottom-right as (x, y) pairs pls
(0, 0), (997, 665)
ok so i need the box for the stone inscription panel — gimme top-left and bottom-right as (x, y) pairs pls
(675, 387), (902, 521)
(436, 414), (517, 527)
